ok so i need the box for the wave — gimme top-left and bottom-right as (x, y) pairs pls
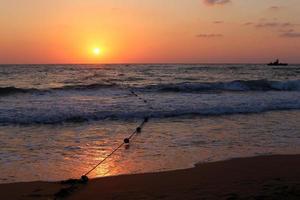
(0, 83), (117, 96)
(54, 83), (117, 90)
(147, 79), (300, 93)
(0, 87), (41, 96)
(1, 106), (299, 125)
(1, 79), (300, 97)
(1, 95), (300, 124)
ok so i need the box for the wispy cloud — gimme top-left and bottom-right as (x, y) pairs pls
(196, 33), (223, 38)
(243, 20), (300, 39)
(213, 20), (224, 24)
(278, 29), (295, 33)
(255, 22), (283, 28)
(243, 17), (299, 29)
(203, 0), (231, 6)
(243, 22), (254, 26)
(247, 21), (296, 29)
(280, 29), (300, 38)
(268, 6), (281, 11)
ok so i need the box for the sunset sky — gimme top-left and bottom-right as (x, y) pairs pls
(0, 0), (300, 64)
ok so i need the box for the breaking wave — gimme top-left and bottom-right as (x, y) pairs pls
(0, 83), (117, 96)
(148, 79), (300, 93)
(1, 79), (300, 96)
(0, 87), (41, 96)
(1, 92), (300, 125)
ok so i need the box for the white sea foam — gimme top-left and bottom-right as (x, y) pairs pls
(0, 90), (299, 124)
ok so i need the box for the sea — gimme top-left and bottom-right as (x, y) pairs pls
(0, 64), (299, 183)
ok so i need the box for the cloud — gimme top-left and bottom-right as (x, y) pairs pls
(243, 19), (298, 29)
(243, 22), (253, 26)
(279, 29), (300, 38)
(213, 20), (224, 24)
(268, 6), (281, 11)
(278, 29), (295, 33)
(242, 20), (300, 38)
(280, 32), (300, 38)
(203, 0), (231, 6)
(254, 22), (295, 29)
(196, 33), (223, 38)
(255, 22), (281, 28)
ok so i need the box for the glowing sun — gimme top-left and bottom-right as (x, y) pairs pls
(93, 47), (101, 55)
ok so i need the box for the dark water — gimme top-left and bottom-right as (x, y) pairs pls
(0, 64), (299, 183)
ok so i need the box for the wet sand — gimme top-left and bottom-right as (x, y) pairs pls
(1, 155), (300, 200)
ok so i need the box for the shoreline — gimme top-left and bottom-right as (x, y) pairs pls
(1, 154), (300, 199)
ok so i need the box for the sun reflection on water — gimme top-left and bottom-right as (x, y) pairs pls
(1, 111), (300, 183)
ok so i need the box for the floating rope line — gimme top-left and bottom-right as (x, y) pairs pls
(80, 86), (151, 180)
(83, 117), (148, 177)
(129, 89), (155, 111)
(56, 117), (149, 199)
(83, 89), (151, 178)
(55, 81), (154, 199)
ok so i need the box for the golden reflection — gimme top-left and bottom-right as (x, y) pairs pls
(93, 147), (130, 177)
(72, 142), (133, 178)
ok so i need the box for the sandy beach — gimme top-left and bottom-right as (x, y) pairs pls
(1, 154), (299, 200)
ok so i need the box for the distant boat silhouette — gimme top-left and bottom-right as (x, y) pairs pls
(267, 59), (288, 66)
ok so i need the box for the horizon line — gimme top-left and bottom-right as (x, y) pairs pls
(0, 62), (299, 65)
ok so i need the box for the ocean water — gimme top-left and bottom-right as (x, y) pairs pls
(0, 64), (300, 183)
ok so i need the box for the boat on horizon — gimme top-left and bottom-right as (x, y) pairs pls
(267, 59), (288, 66)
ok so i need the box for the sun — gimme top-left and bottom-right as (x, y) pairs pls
(93, 47), (101, 55)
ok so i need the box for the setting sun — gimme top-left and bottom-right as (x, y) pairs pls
(93, 48), (101, 56)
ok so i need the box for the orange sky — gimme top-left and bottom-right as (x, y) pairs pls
(0, 0), (300, 64)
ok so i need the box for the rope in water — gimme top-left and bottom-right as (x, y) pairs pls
(81, 86), (152, 178)
(56, 82), (155, 199)
(83, 117), (148, 177)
